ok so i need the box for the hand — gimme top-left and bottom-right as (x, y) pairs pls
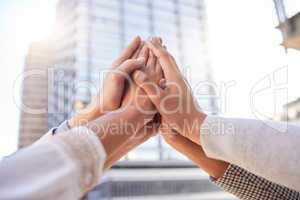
(87, 105), (155, 157)
(122, 37), (163, 115)
(101, 38), (164, 168)
(69, 36), (144, 128)
(160, 122), (228, 179)
(133, 38), (207, 145)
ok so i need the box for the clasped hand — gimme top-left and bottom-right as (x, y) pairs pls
(68, 36), (207, 169)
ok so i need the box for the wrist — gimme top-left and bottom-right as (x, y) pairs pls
(186, 110), (207, 145)
(69, 106), (102, 129)
(89, 106), (150, 156)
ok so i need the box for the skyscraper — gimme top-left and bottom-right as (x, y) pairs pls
(18, 1), (229, 198)
(49, 0), (216, 162)
(274, 0), (300, 50)
(18, 41), (53, 148)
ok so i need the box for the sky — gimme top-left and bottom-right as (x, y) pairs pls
(0, 0), (57, 157)
(0, 0), (299, 158)
(206, 0), (300, 120)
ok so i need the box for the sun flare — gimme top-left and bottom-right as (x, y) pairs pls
(12, 2), (56, 43)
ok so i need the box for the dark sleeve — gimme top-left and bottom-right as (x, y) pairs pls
(211, 164), (300, 200)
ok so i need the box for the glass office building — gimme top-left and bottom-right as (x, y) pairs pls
(19, 42), (54, 148)
(49, 0), (216, 162)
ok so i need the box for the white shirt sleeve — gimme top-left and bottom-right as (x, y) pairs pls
(200, 116), (300, 192)
(0, 126), (106, 200)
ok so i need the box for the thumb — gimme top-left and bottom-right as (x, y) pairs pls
(117, 57), (145, 75)
(132, 70), (164, 111)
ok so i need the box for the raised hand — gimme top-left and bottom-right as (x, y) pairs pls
(68, 36), (145, 128)
(122, 37), (164, 115)
(132, 38), (207, 145)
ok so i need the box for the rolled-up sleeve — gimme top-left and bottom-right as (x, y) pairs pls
(0, 126), (106, 200)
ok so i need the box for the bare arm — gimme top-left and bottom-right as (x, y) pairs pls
(160, 128), (300, 199)
(160, 129), (228, 179)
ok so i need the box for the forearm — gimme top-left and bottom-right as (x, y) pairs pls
(200, 116), (300, 191)
(0, 127), (105, 200)
(87, 106), (152, 156)
(104, 124), (157, 169)
(163, 133), (229, 179)
(68, 103), (102, 128)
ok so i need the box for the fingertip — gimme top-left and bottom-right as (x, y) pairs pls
(158, 37), (163, 44)
(131, 36), (141, 48)
(135, 36), (141, 42)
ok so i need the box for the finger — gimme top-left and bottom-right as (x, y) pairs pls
(146, 40), (178, 80)
(112, 36), (141, 67)
(152, 37), (162, 45)
(150, 37), (162, 72)
(117, 58), (145, 76)
(157, 42), (180, 74)
(146, 50), (156, 68)
(138, 45), (149, 63)
(158, 37), (163, 45)
(132, 70), (164, 111)
(154, 58), (164, 80)
(132, 41), (144, 59)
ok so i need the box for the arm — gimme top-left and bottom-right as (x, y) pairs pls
(161, 129), (300, 199)
(104, 116), (159, 169)
(161, 129), (228, 179)
(0, 102), (150, 200)
(66, 37), (163, 169)
(0, 37), (152, 199)
(133, 38), (300, 192)
(200, 116), (300, 192)
(0, 127), (105, 200)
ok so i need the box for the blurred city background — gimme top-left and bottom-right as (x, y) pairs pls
(0, 0), (300, 199)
